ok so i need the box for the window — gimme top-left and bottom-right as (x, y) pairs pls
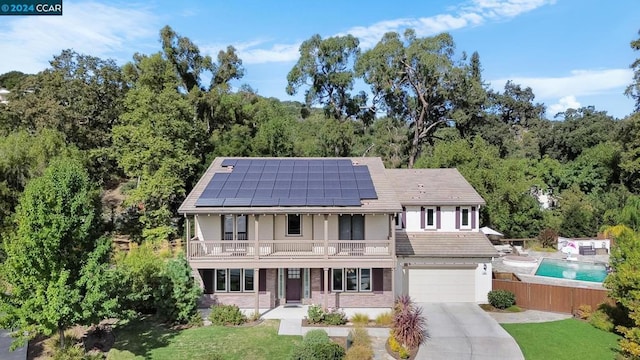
(427, 208), (435, 227)
(332, 268), (343, 291)
(287, 214), (301, 236)
(223, 215), (248, 240)
(332, 268), (372, 292)
(244, 269), (254, 291)
(360, 269), (371, 291)
(339, 215), (365, 240)
(461, 208), (469, 227)
(216, 269), (226, 291)
(421, 207), (436, 229)
(214, 269), (255, 292)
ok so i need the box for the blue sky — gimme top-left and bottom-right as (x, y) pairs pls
(1, 0), (639, 119)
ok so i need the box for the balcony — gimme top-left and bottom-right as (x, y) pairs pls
(188, 239), (392, 260)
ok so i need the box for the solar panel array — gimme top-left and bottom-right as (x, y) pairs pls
(195, 159), (378, 207)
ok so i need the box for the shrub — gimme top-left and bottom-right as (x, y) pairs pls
(248, 311), (261, 322)
(345, 344), (373, 360)
(350, 312), (370, 326)
(375, 311), (394, 326)
(307, 304), (324, 324)
(392, 295), (426, 349)
(209, 304), (246, 326)
(289, 342), (345, 360)
(323, 308), (347, 325)
(575, 304), (593, 320)
(506, 305), (523, 312)
(589, 309), (615, 332)
(538, 228), (558, 249)
(388, 336), (401, 353)
(349, 327), (372, 347)
(488, 290), (516, 309)
(303, 329), (330, 345)
(51, 345), (85, 360)
(398, 345), (411, 359)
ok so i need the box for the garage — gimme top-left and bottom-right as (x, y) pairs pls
(407, 268), (476, 302)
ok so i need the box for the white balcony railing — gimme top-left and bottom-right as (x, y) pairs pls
(188, 240), (392, 259)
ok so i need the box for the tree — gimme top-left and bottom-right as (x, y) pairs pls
(626, 29), (640, 111)
(113, 53), (202, 241)
(0, 158), (113, 349)
(620, 113), (640, 193)
(603, 225), (640, 358)
(557, 185), (596, 237)
(356, 29), (456, 167)
(449, 51), (489, 139)
(286, 34), (366, 121)
(0, 71), (28, 89)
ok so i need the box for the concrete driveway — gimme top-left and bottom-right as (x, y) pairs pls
(0, 330), (26, 360)
(417, 303), (524, 360)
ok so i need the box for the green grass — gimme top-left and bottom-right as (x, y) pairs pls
(502, 319), (620, 360)
(106, 318), (301, 360)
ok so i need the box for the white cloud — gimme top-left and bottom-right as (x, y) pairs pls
(0, 1), (158, 74)
(548, 95), (581, 116)
(205, 0), (553, 65)
(490, 68), (633, 99)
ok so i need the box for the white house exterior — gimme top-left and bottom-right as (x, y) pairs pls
(178, 158), (497, 312)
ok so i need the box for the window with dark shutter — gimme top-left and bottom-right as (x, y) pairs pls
(373, 268), (383, 293)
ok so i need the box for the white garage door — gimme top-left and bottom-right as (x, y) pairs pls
(408, 268), (476, 302)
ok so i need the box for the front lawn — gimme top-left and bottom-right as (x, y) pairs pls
(106, 319), (301, 360)
(502, 319), (620, 360)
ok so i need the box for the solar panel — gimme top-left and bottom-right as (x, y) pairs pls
(223, 198), (252, 206)
(221, 159), (237, 167)
(236, 189), (255, 198)
(253, 188), (273, 198)
(271, 189), (290, 198)
(218, 189), (238, 198)
(279, 198), (306, 206)
(198, 158), (378, 207)
(359, 189), (378, 199)
(333, 198), (361, 206)
(200, 189), (220, 198)
(306, 198), (334, 206)
(251, 198), (278, 206)
(256, 181), (275, 189)
(195, 198), (224, 207)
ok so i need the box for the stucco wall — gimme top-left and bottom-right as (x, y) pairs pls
(402, 205), (480, 232)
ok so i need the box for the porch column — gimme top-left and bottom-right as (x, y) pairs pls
(254, 215), (260, 260)
(323, 214), (329, 259)
(323, 267), (329, 310)
(254, 268), (260, 315)
(185, 216), (190, 259)
(391, 267), (396, 299)
(390, 214), (396, 258)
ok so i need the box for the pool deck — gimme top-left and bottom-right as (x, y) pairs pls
(492, 250), (608, 289)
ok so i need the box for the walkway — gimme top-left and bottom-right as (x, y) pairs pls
(262, 305), (394, 360)
(417, 303), (524, 360)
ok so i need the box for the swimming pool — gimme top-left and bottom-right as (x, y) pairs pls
(534, 258), (608, 283)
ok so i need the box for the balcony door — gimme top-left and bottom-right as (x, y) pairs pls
(286, 268), (301, 302)
(339, 214), (364, 240)
(223, 214), (248, 240)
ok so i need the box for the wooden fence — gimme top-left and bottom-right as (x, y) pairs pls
(492, 279), (611, 314)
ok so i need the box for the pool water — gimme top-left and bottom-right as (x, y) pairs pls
(535, 258), (608, 282)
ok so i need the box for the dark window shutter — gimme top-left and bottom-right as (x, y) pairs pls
(259, 269), (267, 292)
(420, 207), (425, 229)
(471, 207), (476, 229)
(401, 207), (406, 228)
(200, 269), (214, 294)
(373, 268), (384, 293)
(455, 207), (461, 229)
(436, 207), (441, 229)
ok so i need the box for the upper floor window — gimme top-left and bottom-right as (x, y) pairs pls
(223, 214), (247, 240)
(421, 207), (436, 229)
(456, 206), (475, 230)
(339, 214), (364, 240)
(461, 208), (469, 227)
(287, 214), (301, 236)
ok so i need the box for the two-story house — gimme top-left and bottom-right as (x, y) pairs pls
(178, 157), (497, 313)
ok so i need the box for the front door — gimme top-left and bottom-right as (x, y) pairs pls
(286, 268), (302, 302)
